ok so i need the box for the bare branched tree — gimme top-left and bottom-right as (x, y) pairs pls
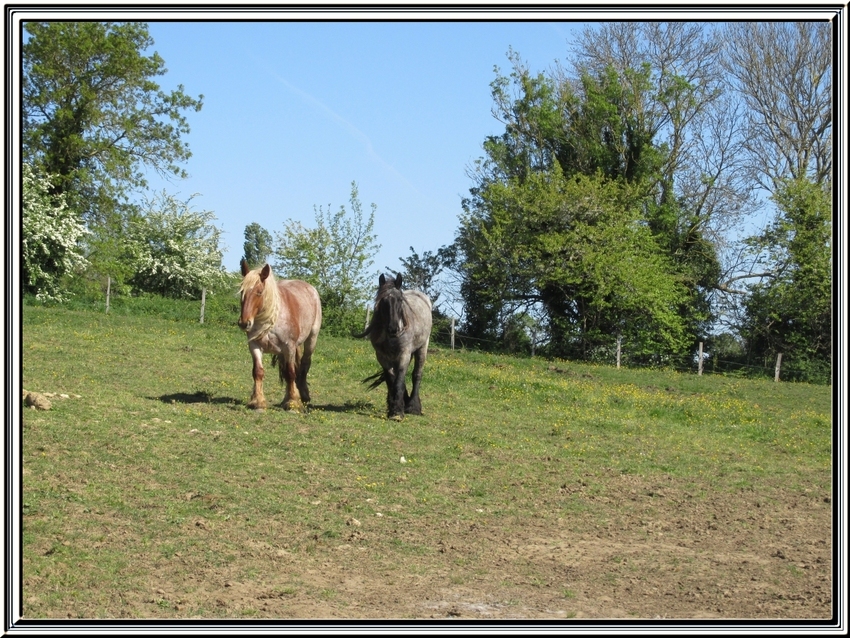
(720, 22), (832, 192)
(711, 21), (833, 332)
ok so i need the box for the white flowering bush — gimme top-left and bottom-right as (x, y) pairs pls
(124, 190), (227, 298)
(22, 163), (89, 302)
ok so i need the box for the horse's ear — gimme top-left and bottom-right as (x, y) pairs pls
(394, 273), (403, 289)
(260, 264), (271, 282)
(240, 258), (249, 276)
(379, 273), (386, 287)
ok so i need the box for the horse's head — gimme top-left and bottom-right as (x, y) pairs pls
(376, 273), (406, 337)
(238, 259), (273, 333)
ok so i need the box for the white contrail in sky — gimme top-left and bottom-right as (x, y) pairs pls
(251, 54), (424, 197)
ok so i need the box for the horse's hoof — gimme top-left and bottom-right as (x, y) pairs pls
(248, 402), (267, 411)
(388, 413), (404, 422)
(284, 401), (305, 412)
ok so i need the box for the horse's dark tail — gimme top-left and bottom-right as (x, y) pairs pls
(354, 301), (380, 339)
(353, 322), (373, 339)
(361, 369), (386, 390)
(272, 354), (284, 384)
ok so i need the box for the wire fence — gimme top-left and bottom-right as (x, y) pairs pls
(428, 323), (830, 385)
(45, 285), (829, 385)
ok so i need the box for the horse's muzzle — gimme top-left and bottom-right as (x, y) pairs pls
(237, 319), (253, 332)
(386, 319), (405, 337)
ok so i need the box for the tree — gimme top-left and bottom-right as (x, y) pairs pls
(242, 222), (273, 268)
(455, 168), (690, 359)
(720, 22), (832, 193)
(396, 246), (447, 307)
(570, 22), (726, 189)
(273, 182), (380, 334)
(739, 178), (831, 382)
(569, 23), (747, 341)
(123, 191), (226, 298)
(458, 41), (721, 357)
(22, 21), (203, 224)
(715, 22), (832, 374)
(22, 163), (89, 302)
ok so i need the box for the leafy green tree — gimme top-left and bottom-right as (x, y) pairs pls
(396, 246), (447, 307)
(459, 44), (721, 358)
(456, 169), (690, 359)
(571, 23), (726, 188)
(22, 163), (89, 302)
(123, 191), (227, 298)
(571, 22), (765, 335)
(22, 21), (203, 268)
(740, 178), (831, 382)
(242, 222), (273, 268)
(273, 181), (380, 334)
(79, 207), (138, 298)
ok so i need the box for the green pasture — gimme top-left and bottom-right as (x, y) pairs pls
(20, 305), (832, 617)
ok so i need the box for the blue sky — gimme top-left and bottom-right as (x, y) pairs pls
(140, 20), (584, 275)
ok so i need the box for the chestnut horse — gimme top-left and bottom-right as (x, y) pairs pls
(238, 259), (322, 411)
(360, 273), (432, 420)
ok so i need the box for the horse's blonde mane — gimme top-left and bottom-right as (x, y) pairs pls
(239, 267), (281, 337)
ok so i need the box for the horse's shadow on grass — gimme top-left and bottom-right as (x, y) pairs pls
(154, 391), (243, 407)
(153, 392), (375, 415)
(310, 399), (375, 415)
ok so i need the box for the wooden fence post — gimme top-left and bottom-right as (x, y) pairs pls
(199, 288), (206, 324)
(616, 336), (621, 369)
(105, 276), (111, 314)
(698, 341), (704, 376)
(450, 317), (455, 351)
(775, 353), (782, 382)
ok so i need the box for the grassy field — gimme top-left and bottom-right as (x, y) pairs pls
(19, 304), (833, 621)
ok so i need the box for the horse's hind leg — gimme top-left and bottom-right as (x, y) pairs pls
(279, 347), (305, 412)
(405, 345), (427, 415)
(296, 329), (319, 404)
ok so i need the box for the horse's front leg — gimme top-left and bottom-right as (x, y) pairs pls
(387, 362), (410, 421)
(379, 366), (402, 421)
(247, 343), (267, 410)
(405, 345), (428, 416)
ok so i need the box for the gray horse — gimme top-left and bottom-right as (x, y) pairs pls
(360, 273), (432, 420)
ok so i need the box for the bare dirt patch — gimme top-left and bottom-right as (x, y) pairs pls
(82, 475), (831, 622)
